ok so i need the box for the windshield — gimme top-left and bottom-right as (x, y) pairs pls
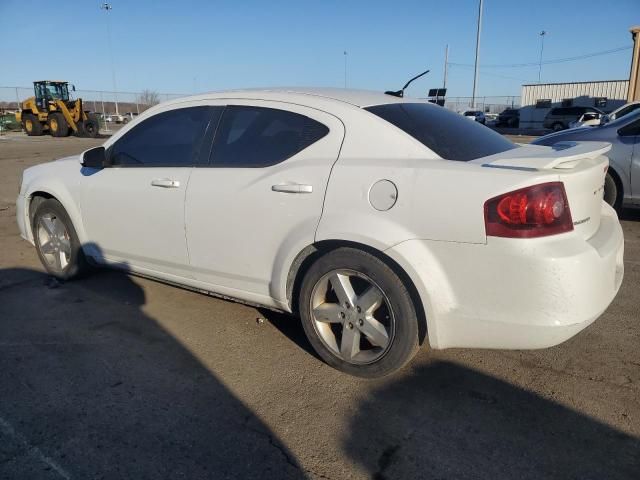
(45, 83), (69, 100)
(365, 103), (516, 161)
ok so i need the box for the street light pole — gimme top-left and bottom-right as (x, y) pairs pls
(443, 44), (449, 88)
(344, 51), (348, 88)
(538, 30), (547, 83)
(471, 0), (483, 109)
(100, 3), (119, 115)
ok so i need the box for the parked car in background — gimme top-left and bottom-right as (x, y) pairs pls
(16, 88), (624, 377)
(543, 106), (604, 131)
(533, 109), (640, 210)
(602, 101), (640, 124)
(463, 110), (486, 124)
(569, 111), (603, 129)
(496, 108), (519, 127)
(484, 113), (498, 126)
(122, 112), (139, 124)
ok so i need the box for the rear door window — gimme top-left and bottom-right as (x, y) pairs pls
(211, 106), (329, 167)
(365, 103), (516, 161)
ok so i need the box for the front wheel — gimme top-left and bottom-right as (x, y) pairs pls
(32, 199), (90, 280)
(82, 114), (100, 138)
(48, 112), (69, 137)
(552, 122), (564, 132)
(299, 248), (420, 378)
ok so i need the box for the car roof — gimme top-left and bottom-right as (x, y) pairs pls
(163, 87), (426, 109)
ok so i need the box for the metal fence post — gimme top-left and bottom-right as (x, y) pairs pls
(101, 92), (109, 132)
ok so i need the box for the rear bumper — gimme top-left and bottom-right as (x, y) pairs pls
(386, 202), (624, 350)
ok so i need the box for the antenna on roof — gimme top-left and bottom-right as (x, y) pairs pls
(385, 69), (430, 97)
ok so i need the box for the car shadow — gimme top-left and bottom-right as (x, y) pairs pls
(343, 360), (640, 480)
(620, 207), (640, 222)
(0, 264), (306, 479)
(257, 308), (320, 360)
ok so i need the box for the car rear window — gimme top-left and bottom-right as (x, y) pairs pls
(365, 103), (516, 161)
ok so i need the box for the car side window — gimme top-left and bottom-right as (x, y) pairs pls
(109, 106), (214, 167)
(618, 118), (640, 137)
(211, 106), (329, 167)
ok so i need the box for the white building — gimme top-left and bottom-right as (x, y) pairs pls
(519, 80), (629, 129)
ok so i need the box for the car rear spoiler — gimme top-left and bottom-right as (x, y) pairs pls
(477, 141), (611, 171)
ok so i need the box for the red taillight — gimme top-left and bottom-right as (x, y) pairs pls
(484, 182), (573, 238)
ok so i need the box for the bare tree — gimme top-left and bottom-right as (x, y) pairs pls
(138, 89), (160, 106)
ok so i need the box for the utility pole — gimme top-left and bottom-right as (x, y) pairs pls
(538, 30), (547, 83)
(343, 51), (348, 88)
(471, 0), (483, 109)
(443, 44), (449, 88)
(100, 3), (119, 115)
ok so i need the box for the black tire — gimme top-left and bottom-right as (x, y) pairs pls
(552, 122), (564, 132)
(48, 112), (69, 137)
(23, 113), (43, 136)
(604, 171), (622, 211)
(298, 247), (420, 378)
(82, 114), (100, 138)
(32, 199), (90, 280)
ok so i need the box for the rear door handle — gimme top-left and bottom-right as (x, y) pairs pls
(271, 184), (313, 194)
(151, 179), (180, 188)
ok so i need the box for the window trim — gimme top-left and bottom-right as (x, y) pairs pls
(205, 104), (331, 169)
(104, 105), (219, 168)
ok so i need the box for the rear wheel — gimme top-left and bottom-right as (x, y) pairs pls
(32, 199), (90, 280)
(82, 114), (100, 138)
(23, 114), (43, 136)
(299, 248), (420, 378)
(48, 113), (69, 137)
(604, 171), (622, 211)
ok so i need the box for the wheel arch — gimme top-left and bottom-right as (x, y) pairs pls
(286, 239), (428, 346)
(24, 188), (86, 245)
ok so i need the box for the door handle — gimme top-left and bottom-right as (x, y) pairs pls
(151, 179), (180, 188)
(271, 184), (313, 194)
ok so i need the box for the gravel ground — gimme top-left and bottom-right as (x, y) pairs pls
(1, 133), (638, 479)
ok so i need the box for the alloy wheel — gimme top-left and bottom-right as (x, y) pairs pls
(309, 269), (395, 365)
(37, 213), (71, 271)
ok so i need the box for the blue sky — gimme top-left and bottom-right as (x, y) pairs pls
(1, 0), (637, 98)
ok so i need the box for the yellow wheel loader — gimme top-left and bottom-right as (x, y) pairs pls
(15, 81), (100, 138)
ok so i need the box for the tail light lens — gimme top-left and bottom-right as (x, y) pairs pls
(484, 182), (573, 238)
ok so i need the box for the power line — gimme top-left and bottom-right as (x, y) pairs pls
(448, 45), (632, 69)
(447, 63), (533, 82)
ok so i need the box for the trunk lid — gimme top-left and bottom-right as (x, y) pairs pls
(475, 141), (611, 239)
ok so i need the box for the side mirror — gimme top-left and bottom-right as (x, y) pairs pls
(600, 115), (610, 125)
(81, 146), (107, 169)
(72, 85), (76, 92)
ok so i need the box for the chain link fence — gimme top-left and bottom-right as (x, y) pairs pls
(442, 96), (521, 114)
(0, 86), (187, 116)
(1, 86), (522, 132)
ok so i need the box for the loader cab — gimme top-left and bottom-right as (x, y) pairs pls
(34, 81), (70, 110)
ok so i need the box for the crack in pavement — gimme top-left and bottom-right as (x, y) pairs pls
(0, 415), (71, 479)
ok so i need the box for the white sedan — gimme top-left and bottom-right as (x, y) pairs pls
(16, 88), (624, 377)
